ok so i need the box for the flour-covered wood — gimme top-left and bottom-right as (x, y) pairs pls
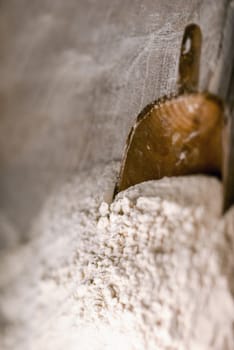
(0, 0), (230, 238)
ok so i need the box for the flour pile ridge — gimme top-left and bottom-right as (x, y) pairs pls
(0, 163), (234, 350)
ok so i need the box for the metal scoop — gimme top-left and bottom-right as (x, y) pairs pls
(114, 24), (225, 199)
(223, 63), (234, 212)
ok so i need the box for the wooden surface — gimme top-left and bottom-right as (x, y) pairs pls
(0, 0), (231, 240)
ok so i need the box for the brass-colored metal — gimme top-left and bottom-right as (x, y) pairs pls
(114, 23), (224, 198)
(223, 63), (234, 213)
(223, 114), (234, 212)
(178, 23), (202, 93)
(115, 93), (223, 194)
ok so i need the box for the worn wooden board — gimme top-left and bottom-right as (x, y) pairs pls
(0, 0), (231, 240)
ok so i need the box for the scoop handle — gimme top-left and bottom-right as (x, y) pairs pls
(178, 24), (202, 94)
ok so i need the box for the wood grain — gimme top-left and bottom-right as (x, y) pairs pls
(0, 0), (230, 238)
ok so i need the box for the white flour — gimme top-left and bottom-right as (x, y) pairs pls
(0, 163), (234, 350)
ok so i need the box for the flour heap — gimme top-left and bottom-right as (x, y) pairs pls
(0, 163), (234, 350)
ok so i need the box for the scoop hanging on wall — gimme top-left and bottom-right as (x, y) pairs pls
(114, 23), (234, 211)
